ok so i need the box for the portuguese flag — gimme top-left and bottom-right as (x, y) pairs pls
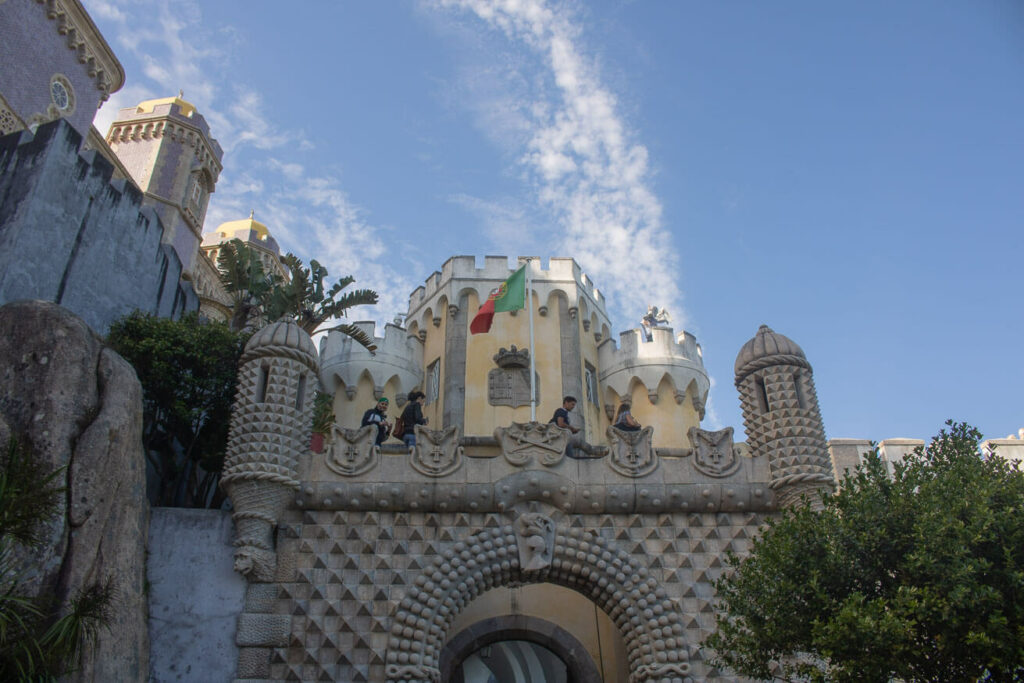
(470, 265), (527, 335)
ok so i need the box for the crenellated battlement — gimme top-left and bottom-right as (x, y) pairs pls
(598, 326), (710, 411)
(0, 119), (197, 331)
(106, 100), (223, 179)
(319, 320), (424, 403)
(406, 255), (609, 330)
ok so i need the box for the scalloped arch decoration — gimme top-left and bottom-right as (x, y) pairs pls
(384, 523), (690, 683)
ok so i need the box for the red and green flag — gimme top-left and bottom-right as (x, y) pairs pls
(470, 265), (527, 335)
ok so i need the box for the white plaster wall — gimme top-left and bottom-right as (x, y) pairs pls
(148, 508), (246, 683)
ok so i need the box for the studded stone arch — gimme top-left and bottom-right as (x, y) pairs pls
(384, 522), (690, 683)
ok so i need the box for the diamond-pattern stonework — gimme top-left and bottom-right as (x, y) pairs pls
(260, 510), (765, 683)
(218, 318), (836, 682)
(735, 327), (833, 510)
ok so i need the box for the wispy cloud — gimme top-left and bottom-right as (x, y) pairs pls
(88, 0), (410, 331)
(434, 0), (685, 329)
(448, 193), (539, 252)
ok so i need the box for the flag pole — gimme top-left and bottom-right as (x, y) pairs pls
(526, 257), (537, 421)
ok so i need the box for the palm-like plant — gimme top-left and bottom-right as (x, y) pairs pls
(215, 242), (378, 353)
(264, 253), (379, 351)
(0, 437), (111, 680)
(215, 239), (280, 333)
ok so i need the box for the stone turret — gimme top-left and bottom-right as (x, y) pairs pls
(221, 318), (318, 582)
(105, 95), (223, 274)
(319, 321), (424, 428)
(598, 326), (709, 412)
(735, 325), (833, 509)
(598, 326), (710, 448)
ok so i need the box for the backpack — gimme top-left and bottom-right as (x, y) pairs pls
(392, 416), (405, 439)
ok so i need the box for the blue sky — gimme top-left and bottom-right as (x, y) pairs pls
(88, 0), (1023, 443)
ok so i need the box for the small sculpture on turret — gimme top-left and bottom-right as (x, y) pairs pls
(641, 305), (671, 341)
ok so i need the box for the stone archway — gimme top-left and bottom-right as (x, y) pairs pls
(384, 517), (691, 683)
(440, 615), (603, 683)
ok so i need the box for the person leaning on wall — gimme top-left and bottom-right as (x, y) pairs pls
(399, 390), (429, 448)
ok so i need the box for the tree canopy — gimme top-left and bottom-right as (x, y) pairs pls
(705, 421), (1024, 683)
(107, 312), (247, 508)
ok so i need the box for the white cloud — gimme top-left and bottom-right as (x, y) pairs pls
(87, 0), (409, 335)
(434, 0), (685, 330)
(447, 193), (538, 252)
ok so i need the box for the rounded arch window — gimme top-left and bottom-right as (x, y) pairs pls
(49, 75), (75, 115)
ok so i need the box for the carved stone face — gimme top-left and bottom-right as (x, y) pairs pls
(234, 549), (255, 575)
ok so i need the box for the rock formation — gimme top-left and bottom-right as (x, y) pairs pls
(0, 300), (148, 682)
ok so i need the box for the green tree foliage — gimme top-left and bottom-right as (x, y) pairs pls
(706, 421), (1024, 683)
(0, 437), (111, 681)
(107, 312), (247, 507)
(216, 239), (378, 351)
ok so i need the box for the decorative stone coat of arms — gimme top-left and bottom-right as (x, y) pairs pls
(494, 421), (568, 467)
(409, 425), (464, 477)
(606, 426), (658, 477)
(515, 512), (555, 571)
(487, 346), (539, 408)
(324, 424), (379, 476)
(688, 426), (740, 477)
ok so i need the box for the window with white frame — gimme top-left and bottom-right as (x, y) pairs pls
(189, 175), (205, 207)
(426, 359), (440, 405)
(584, 363), (598, 406)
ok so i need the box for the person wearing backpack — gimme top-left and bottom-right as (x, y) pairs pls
(397, 390), (429, 448)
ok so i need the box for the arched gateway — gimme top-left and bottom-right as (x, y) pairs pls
(221, 263), (834, 682)
(384, 520), (689, 682)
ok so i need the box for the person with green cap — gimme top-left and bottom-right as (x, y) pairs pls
(361, 397), (391, 445)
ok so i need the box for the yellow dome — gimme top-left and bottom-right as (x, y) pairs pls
(214, 217), (271, 241)
(135, 95), (196, 118)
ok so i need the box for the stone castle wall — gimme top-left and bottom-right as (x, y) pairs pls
(0, 119), (197, 332)
(238, 508), (765, 683)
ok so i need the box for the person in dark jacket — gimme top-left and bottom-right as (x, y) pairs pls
(549, 395), (600, 458)
(361, 397), (391, 445)
(613, 403), (641, 432)
(399, 390), (429, 448)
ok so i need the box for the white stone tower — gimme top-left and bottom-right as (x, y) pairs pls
(105, 94), (223, 274)
(221, 318), (318, 582)
(734, 325), (834, 509)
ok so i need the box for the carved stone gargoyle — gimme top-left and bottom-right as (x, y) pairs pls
(688, 426), (740, 477)
(494, 421), (569, 467)
(515, 512), (555, 571)
(606, 425), (658, 477)
(410, 425), (463, 477)
(324, 424), (379, 477)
